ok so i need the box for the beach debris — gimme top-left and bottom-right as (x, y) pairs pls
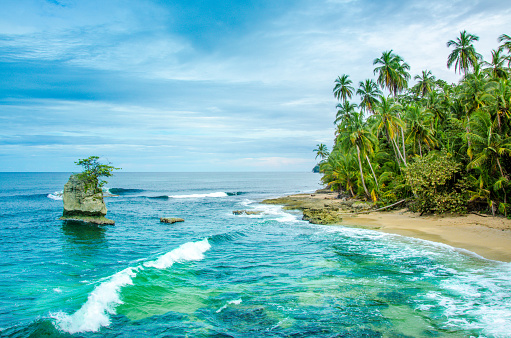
(59, 174), (115, 225)
(160, 217), (185, 224)
(232, 210), (262, 215)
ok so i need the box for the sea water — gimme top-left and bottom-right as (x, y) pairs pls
(0, 172), (510, 337)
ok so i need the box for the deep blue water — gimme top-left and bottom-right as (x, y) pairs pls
(0, 172), (510, 337)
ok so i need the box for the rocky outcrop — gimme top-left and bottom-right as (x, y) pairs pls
(59, 175), (114, 225)
(160, 217), (185, 224)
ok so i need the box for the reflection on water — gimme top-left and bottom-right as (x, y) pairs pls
(61, 220), (108, 254)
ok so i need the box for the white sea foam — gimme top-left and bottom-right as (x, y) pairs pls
(168, 192), (228, 199)
(144, 238), (211, 269)
(47, 191), (63, 201)
(216, 298), (242, 313)
(52, 238), (211, 334)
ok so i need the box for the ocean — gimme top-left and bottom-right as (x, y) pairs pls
(0, 172), (510, 337)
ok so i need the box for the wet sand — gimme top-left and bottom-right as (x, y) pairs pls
(264, 192), (511, 262)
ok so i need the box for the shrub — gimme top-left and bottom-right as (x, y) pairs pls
(75, 156), (120, 193)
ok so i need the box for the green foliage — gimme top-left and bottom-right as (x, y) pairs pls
(75, 156), (120, 193)
(318, 31), (511, 215)
(404, 152), (469, 214)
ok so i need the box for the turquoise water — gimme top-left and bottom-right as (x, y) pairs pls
(0, 172), (510, 337)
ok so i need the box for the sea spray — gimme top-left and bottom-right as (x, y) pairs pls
(52, 238), (211, 334)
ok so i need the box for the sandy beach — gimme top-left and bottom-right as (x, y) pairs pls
(263, 192), (511, 262)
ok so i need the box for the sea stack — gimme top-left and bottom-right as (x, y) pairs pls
(59, 174), (115, 225)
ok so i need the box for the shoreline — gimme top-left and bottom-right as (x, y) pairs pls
(263, 191), (511, 263)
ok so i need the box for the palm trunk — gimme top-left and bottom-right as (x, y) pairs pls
(366, 154), (379, 188)
(400, 127), (407, 165)
(356, 145), (370, 198)
(418, 140), (423, 157)
(392, 138), (407, 166)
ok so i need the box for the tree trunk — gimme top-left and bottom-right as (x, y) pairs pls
(400, 127), (407, 165)
(356, 145), (370, 198)
(366, 154), (379, 188)
(418, 140), (423, 157)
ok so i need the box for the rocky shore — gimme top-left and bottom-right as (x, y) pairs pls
(263, 189), (511, 262)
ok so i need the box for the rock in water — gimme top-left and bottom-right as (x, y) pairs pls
(160, 217), (185, 224)
(59, 174), (115, 225)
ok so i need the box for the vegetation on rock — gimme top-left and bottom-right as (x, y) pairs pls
(75, 156), (120, 193)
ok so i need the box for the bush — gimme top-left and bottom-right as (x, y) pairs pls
(405, 151), (469, 214)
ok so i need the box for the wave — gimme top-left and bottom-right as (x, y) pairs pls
(168, 192), (228, 199)
(47, 191), (63, 201)
(51, 238), (211, 334)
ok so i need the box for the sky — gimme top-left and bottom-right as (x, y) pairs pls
(1, 0), (510, 172)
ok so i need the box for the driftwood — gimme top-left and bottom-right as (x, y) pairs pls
(337, 199), (407, 215)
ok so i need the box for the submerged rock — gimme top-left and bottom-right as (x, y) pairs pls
(160, 217), (185, 224)
(232, 210), (262, 215)
(59, 174), (114, 225)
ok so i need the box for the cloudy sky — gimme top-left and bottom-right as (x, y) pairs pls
(1, 0), (510, 172)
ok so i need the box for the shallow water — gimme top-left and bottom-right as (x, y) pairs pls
(0, 172), (510, 337)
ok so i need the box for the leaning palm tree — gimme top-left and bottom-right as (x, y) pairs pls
(413, 70), (436, 97)
(333, 74), (355, 103)
(357, 79), (381, 114)
(373, 50), (411, 97)
(447, 30), (482, 75)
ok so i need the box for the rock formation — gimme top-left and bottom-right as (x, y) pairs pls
(232, 210), (262, 215)
(59, 174), (115, 225)
(160, 217), (185, 224)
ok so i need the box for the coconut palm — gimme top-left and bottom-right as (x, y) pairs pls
(373, 50), (411, 96)
(357, 79), (381, 114)
(482, 78), (511, 131)
(333, 74), (355, 103)
(403, 105), (437, 156)
(483, 49), (509, 80)
(467, 110), (511, 177)
(370, 95), (407, 166)
(314, 143), (329, 161)
(320, 148), (358, 197)
(336, 111), (378, 198)
(334, 101), (358, 125)
(447, 30), (482, 75)
(413, 70), (436, 97)
(498, 34), (511, 54)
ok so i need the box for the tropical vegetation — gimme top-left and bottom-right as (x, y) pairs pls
(316, 31), (511, 216)
(75, 156), (120, 193)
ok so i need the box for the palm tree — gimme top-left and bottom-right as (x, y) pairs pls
(320, 148), (358, 197)
(357, 79), (381, 114)
(337, 111), (378, 198)
(447, 30), (482, 75)
(334, 101), (358, 125)
(413, 70), (436, 97)
(370, 95), (407, 166)
(333, 74), (355, 103)
(403, 105), (437, 156)
(482, 78), (511, 131)
(498, 34), (511, 54)
(373, 50), (411, 96)
(482, 49), (509, 79)
(314, 143), (329, 161)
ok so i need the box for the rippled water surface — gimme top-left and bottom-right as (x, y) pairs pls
(0, 172), (510, 337)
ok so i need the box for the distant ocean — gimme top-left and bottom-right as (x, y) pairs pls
(1, 172), (510, 337)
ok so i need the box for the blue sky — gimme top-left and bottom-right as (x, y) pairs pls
(1, 0), (510, 172)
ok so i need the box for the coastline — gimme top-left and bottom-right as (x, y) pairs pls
(263, 191), (511, 263)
